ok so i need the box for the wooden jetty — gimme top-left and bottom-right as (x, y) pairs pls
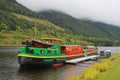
(65, 55), (99, 64)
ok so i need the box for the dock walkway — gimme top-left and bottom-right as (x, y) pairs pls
(65, 55), (99, 64)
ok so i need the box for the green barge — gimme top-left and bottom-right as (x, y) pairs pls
(17, 38), (98, 66)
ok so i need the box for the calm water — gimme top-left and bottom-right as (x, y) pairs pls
(0, 46), (120, 80)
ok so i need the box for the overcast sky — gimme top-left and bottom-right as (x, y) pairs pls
(16, 0), (120, 26)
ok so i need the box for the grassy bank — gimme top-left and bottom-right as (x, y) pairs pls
(0, 30), (91, 46)
(99, 57), (120, 80)
(67, 53), (120, 80)
(0, 31), (25, 46)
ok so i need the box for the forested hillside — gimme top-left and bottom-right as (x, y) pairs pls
(40, 11), (120, 39)
(0, 0), (120, 46)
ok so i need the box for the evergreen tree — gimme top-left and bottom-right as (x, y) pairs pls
(1, 22), (8, 30)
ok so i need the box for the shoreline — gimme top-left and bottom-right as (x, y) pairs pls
(67, 53), (120, 80)
(0, 44), (22, 47)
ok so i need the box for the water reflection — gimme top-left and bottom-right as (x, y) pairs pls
(18, 65), (67, 80)
(18, 64), (57, 74)
(17, 64), (86, 80)
(0, 46), (19, 58)
(17, 62), (95, 80)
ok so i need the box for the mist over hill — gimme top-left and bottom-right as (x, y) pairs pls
(0, 0), (120, 46)
(16, 0), (120, 26)
(39, 10), (120, 39)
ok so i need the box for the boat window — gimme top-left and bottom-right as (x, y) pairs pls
(40, 50), (44, 54)
(28, 49), (34, 54)
(48, 50), (51, 54)
(54, 50), (57, 55)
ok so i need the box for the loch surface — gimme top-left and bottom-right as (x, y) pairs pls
(0, 46), (120, 80)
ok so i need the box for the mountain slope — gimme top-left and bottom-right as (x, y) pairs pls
(0, 0), (40, 18)
(0, 0), (120, 46)
(39, 11), (120, 39)
(1, 0), (120, 39)
(85, 20), (120, 39)
(0, 0), (64, 31)
(12, 13), (64, 31)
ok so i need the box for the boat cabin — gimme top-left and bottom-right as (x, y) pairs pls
(41, 38), (62, 44)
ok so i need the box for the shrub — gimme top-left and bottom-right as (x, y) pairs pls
(108, 53), (120, 61)
(97, 59), (111, 72)
(13, 33), (28, 39)
(0, 32), (4, 38)
(80, 67), (99, 80)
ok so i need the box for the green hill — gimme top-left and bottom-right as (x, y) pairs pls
(39, 11), (120, 39)
(0, 0), (120, 46)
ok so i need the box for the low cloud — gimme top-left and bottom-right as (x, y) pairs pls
(16, 0), (120, 26)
